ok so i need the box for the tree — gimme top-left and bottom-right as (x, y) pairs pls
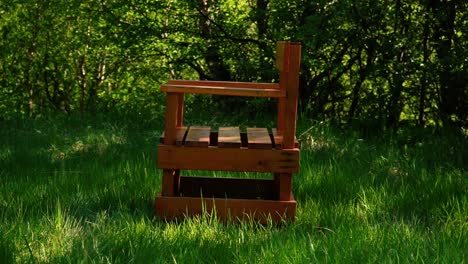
(0, 0), (466, 128)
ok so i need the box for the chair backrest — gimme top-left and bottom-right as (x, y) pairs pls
(275, 42), (301, 74)
(275, 41), (301, 149)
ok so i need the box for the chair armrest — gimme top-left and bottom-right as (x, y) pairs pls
(160, 82), (285, 98)
(168, 80), (280, 89)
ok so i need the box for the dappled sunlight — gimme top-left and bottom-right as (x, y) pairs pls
(387, 166), (408, 178)
(461, 127), (468, 137)
(17, 205), (83, 263)
(46, 130), (128, 163)
(368, 153), (412, 187)
(48, 144), (67, 162)
(298, 124), (341, 152)
(301, 134), (336, 151)
(71, 140), (90, 153)
(353, 187), (389, 223)
(0, 147), (12, 163)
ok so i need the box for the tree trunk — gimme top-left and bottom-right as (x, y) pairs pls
(430, 0), (463, 125)
(386, 0), (407, 130)
(348, 47), (374, 121)
(197, 0), (231, 81)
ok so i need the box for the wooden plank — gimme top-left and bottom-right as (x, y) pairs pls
(163, 93), (179, 145)
(218, 127), (241, 148)
(271, 128), (299, 149)
(155, 195), (296, 224)
(277, 97), (286, 131)
(275, 41), (288, 72)
(274, 173), (293, 201)
(179, 176), (275, 199)
(160, 127), (187, 146)
(247, 127), (273, 149)
(168, 80), (280, 90)
(161, 93), (179, 196)
(160, 84), (286, 98)
(161, 169), (181, 197)
(281, 43), (301, 149)
(162, 169), (176, 196)
(275, 41), (301, 72)
(157, 145), (299, 173)
(184, 126), (211, 147)
(176, 94), (184, 127)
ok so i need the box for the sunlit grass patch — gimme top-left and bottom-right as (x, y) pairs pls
(23, 203), (82, 262)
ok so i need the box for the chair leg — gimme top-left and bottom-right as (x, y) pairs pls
(274, 173), (293, 201)
(161, 169), (181, 196)
(161, 93), (180, 197)
(162, 169), (176, 196)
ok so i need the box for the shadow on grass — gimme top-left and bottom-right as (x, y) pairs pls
(0, 236), (14, 264)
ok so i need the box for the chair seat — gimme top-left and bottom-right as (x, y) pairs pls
(158, 126), (299, 174)
(160, 126), (298, 149)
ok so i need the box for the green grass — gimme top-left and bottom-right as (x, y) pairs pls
(0, 114), (467, 263)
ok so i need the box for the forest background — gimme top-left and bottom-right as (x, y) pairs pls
(1, 1), (467, 262)
(1, 0), (467, 130)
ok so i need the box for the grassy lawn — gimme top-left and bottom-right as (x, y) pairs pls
(0, 114), (466, 263)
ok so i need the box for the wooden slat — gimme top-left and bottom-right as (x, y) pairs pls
(271, 128), (299, 149)
(218, 127), (241, 148)
(155, 195), (296, 224)
(160, 127), (187, 146)
(168, 80), (280, 90)
(247, 127), (273, 149)
(185, 126), (211, 147)
(176, 94), (184, 127)
(179, 176), (275, 200)
(160, 84), (286, 98)
(158, 145), (299, 173)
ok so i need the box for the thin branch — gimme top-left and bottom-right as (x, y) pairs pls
(195, 7), (261, 45)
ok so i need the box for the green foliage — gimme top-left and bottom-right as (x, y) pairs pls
(0, 0), (467, 128)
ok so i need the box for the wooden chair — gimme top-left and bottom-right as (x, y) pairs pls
(156, 41), (301, 223)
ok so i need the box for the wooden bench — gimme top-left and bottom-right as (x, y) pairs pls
(155, 42), (301, 223)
